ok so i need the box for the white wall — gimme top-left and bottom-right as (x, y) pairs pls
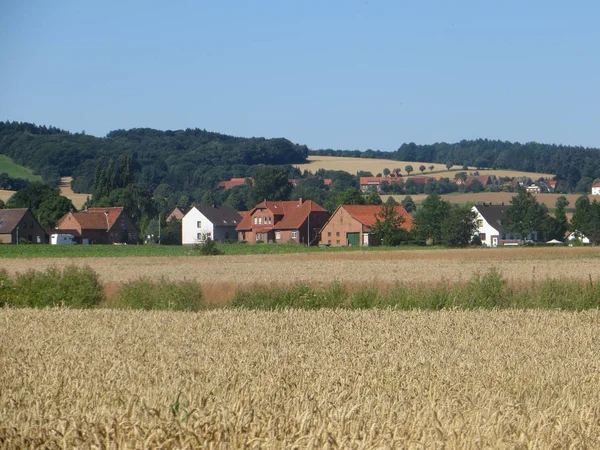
(471, 206), (501, 247)
(182, 207), (214, 245)
(592, 186), (600, 195)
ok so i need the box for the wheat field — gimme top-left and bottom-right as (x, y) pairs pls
(1, 308), (599, 448)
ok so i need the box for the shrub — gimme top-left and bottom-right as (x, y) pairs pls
(193, 238), (223, 256)
(115, 278), (204, 311)
(7, 265), (104, 308)
(0, 269), (13, 307)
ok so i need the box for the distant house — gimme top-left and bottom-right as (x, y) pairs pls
(526, 184), (542, 194)
(56, 207), (138, 244)
(235, 199), (330, 245)
(319, 204), (413, 247)
(359, 176), (429, 192)
(166, 207), (184, 223)
(592, 183), (600, 196)
(182, 205), (242, 244)
(565, 231), (590, 245)
(216, 177), (253, 190)
(0, 208), (46, 244)
(471, 204), (538, 247)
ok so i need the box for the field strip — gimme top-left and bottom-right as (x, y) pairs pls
(1, 308), (599, 447)
(3, 247), (600, 284)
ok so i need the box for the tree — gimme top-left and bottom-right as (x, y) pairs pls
(401, 195), (416, 213)
(428, 165), (435, 172)
(404, 165), (414, 176)
(413, 193), (451, 244)
(252, 166), (292, 202)
(371, 203), (408, 246)
(385, 196), (399, 206)
(468, 179), (484, 193)
(336, 188), (365, 206)
(366, 191), (382, 205)
(504, 191), (548, 240)
(445, 161), (453, 171)
(554, 196), (569, 237)
(455, 172), (468, 182)
(441, 205), (478, 247)
(419, 164), (426, 174)
(6, 182), (75, 228)
(383, 168), (390, 176)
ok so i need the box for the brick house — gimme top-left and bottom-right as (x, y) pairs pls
(0, 208), (46, 244)
(319, 204), (414, 247)
(166, 207), (184, 223)
(56, 207), (138, 244)
(235, 199), (330, 245)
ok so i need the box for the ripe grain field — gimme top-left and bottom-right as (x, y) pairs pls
(1, 308), (599, 448)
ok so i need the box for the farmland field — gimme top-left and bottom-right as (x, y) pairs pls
(0, 176), (90, 208)
(0, 155), (42, 181)
(296, 155), (555, 179)
(2, 308), (600, 447)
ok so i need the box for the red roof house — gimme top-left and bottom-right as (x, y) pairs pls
(319, 204), (413, 247)
(235, 199), (330, 245)
(56, 207), (138, 244)
(216, 177), (253, 190)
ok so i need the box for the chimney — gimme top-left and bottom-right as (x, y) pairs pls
(298, 198), (303, 206)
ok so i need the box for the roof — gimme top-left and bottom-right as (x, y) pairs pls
(473, 204), (508, 232)
(236, 200), (328, 231)
(194, 205), (242, 227)
(359, 176), (404, 185)
(593, 183), (600, 188)
(216, 178), (252, 190)
(166, 207), (184, 222)
(79, 207), (125, 230)
(342, 205), (414, 231)
(0, 208), (29, 234)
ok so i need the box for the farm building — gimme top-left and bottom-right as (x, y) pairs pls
(56, 207), (138, 244)
(182, 205), (241, 244)
(0, 208), (46, 244)
(471, 204), (538, 247)
(319, 204), (413, 247)
(166, 207), (184, 223)
(235, 199), (330, 245)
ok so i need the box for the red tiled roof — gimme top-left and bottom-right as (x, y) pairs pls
(593, 183), (600, 188)
(216, 178), (252, 190)
(85, 207), (125, 229)
(236, 200), (328, 231)
(342, 205), (414, 231)
(323, 179), (332, 185)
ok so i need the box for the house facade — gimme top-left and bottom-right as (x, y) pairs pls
(182, 205), (241, 244)
(0, 208), (46, 244)
(592, 183), (600, 196)
(470, 204), (540, 247)
(235, 199), (330, 245)
(319, 205), (413, 247)
(56, 207), (138, 244)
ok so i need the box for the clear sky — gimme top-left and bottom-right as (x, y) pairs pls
(1, 0), (599, 151)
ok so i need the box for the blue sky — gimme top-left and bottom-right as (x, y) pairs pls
(1, 0), (599, 150)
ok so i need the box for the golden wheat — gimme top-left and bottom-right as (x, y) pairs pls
(1, 308), (599, 448)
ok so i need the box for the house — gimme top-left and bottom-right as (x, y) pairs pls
(526, 184), (542, 194)
(166, 207), (184, 223)
(56, 207), (138, 244)
(216, 177), (253, 190)
(471, 204), (539, 247)
(592, 183), (600, 196)
(318, 204), (413, 247)
(0, 208), (46, 244)
(235, 198), (330, 245)
(182, 205), (242, 244)
(359, 176), (430, 192)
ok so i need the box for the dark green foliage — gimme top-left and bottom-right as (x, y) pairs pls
(193, 238), (223, 255)
(336, 188), (365, 206)
(441, 205), (478, 247)
(6, 182), (75, 228)
(365, 191), (382, 205)
(252, 166), (292, 202)
(504, 191), (548, 239)
(3, 266), (104, 308)
(414, 193), (452, 244)
(371, 202), (409, 246)
(571, 196), (600, 244)
(400, 195), (416, 213)
(115, 278), (204, 311)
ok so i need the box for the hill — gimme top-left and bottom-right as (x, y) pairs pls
(0, 155), (42, 182)
(296, 156), (554, 180)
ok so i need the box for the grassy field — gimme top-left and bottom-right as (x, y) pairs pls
(2, 308), (599, 447)
(296, 155), (555, 179)
(0, 155), (42, 181)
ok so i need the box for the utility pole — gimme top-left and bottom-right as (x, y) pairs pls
(158, 212), (162, 245)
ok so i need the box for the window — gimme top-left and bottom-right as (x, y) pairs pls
(327, 232), (331, 237)
(253, 217), (258, 224)
(476, 220), (483, 228)
(275, 231), (281, 240)
(479, 233), (486, 241)
(336, 240), (340, 244)
(225, 232), (229, 239)
(291, 231), (297, 239)
(328, 239), (331, 244)
(197, 233), (202, 240)
(336, 231), (340, 237)
(258, 217), (262, 224)
(197, 221), (201, 228)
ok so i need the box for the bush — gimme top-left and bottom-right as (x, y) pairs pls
(6, 265), (104, 308)
(115, 278), (204, 311)
(193, 238), (223, 256)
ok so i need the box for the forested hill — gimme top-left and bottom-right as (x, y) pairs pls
(311, 139), (600, 181)
(0, 121), (308, 192)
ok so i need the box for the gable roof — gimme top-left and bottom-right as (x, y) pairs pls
(473, 204), (508, 232)
(166, 207), (184, 222)
(0, 208), (29, 234)
(194, 205), (242, 227)
(236, 200), (328, 231)
(342, 205), (414, 231)
(81, 207), (125, 229)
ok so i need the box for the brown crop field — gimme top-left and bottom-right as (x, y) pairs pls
(2, 308), (600, 447)
(0, 189), (15, 203)
(0, 177), (90, 209)
(383, 192), (591, 209)
(296, 155), (554, 179)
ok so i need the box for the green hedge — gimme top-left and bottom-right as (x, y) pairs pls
(114, 278), (204, 311)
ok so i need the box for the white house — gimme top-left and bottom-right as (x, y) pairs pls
(472, 204), (540, 247)
(565, 231), (591, 245)
(182, 205), (242, 245)
(592, 183), (600, 196)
